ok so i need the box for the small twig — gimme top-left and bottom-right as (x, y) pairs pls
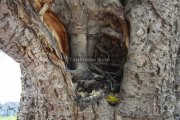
(76, 79), (99, 89)
(89, 64), (106, 76)
(101, 27), (123, 40)
(95, 44), (110, 58)
(104, 71), (119, 76)
(89, 64), (118, 86)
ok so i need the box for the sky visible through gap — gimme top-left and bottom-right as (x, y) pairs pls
(0, 51), (21, 104)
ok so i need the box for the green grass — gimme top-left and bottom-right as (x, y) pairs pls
(0, 116), (17, 120)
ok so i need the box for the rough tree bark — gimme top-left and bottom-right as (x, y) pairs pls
(0, 0), (179, 120)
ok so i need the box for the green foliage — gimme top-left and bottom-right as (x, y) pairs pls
(0, 116), (17, 120)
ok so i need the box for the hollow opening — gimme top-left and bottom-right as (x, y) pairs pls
(73, 25), (128, 107)
(0, 51), (21, 117)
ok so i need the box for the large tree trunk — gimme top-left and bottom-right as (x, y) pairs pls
(121, 1), (180, 119)
(0, 0), (179, 120)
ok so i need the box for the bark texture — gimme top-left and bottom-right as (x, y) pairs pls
(175, 48), (180, 120)
(120, 0), (180, 120)
(0, 0), (179, 120)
